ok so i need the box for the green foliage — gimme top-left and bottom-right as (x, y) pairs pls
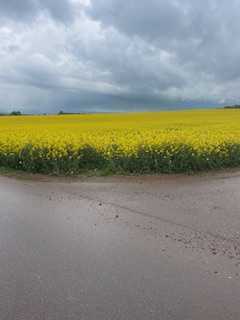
(10, 110), (22, 116)
(0, 142), (240, 175)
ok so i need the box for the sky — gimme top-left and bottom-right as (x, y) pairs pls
(0, 0), (239, 113)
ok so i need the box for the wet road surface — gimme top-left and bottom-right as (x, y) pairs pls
(1, 172), (240, 319)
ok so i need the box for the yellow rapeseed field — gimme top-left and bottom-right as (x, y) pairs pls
(0, 109), (240, 174)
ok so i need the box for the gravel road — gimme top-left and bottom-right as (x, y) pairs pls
(1, 172), (240, 319)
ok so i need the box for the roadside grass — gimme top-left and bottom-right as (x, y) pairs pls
(0, 144), (240, 176)
(1, 142), (240, 175)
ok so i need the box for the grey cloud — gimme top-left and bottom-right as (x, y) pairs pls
(0, 0), (73, 22)
(87, 0), (240, 82)
(87, 0), (232, 43)
(87, 0), (190, 41)
(1, 0), (240, 112)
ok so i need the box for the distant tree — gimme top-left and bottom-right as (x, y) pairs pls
(58, 110), (65, 115)
(10, 110), (22, 116)
(224, 105), (240, 109)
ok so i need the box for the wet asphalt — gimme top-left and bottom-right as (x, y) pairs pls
(1, 171), (240, 319)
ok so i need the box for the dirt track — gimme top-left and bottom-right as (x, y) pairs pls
(1, 172), (240, 319)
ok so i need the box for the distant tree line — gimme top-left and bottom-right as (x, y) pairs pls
(0, 110), (22, 116)
(0, 110), (102, 116)
(58, 110), (87, 115)
(10, 110), (22, 116)
(224, 105), (240, 109)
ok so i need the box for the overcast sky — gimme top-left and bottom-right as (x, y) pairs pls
(0, 0), (239, 113)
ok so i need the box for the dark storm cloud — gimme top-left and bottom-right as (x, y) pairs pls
(0, 0), (73, 22)
(87, 0), (240, 81)
(87, 0), (190, 41)
(0, 0), (240, 112)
